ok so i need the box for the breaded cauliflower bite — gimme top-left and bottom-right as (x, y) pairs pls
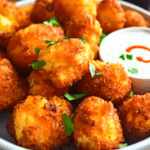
(0, 58), (28, 112)
(31, 0), (55, 23)
(0, 0), (31, 48)
(7, 95), (73, 150)
(125, 10), (149, 27)
(97, 0), (125, 34)
(38, 38), (94, 88)
(28, 70), (69, 99)
(118, 93), (150, 144)
(7, 24), (64, 73)
(53, 0), (98, 25)
(73, 60), (131, 104)
(73, 96), (124, 150)
(65, 11), (102, 59)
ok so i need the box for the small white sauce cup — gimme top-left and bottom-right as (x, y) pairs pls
(99, 27), (150, 94)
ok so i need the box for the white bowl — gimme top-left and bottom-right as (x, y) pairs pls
(0, 0), (150, 150)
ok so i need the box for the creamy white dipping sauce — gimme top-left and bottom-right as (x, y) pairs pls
(99, 27), (150, 94)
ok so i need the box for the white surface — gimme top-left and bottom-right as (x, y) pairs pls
(99, 27), (150, 94)
(0, 0), (150, 150)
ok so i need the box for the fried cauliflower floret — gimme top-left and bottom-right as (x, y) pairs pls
(0, 0), (31, 48)
(7, 95), (73, 150)
(73, 61), (131, 104)
(20, 4), (34, 15)
(118, 93), (150, 144)
(28, 71), (69, 99)
(65, 11), (102, 59)
(31, 0), (55, 23)
(53, 0), (98, 25)
(97, 0), (125, 34)
(0, 58), (28, 112)
(125, 10), (149, 27)
(38, 38), (94, 88)
(7, 24), (64, 73)
(73, 96), (124, 150)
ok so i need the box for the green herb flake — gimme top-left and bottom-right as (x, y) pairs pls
(70, 112), (76, 120)
(41, 98), (44, 100)
(81, 37), (86, 44)
(99, 33), (106, 44)
(106, 62), (110, 65)
(130, 91), (134, 98)
(63, 37), (70, 40)
(119, 54), (125, 60)
(89, 63), (95, 78)
(29, 60), (46, 70)
(43, 16), (61, 27)
(126, 54), (133, 60)
(119, 143), (128, 148)
(64, 93), (86, 101)
(34, 48), (40, 54)
(45, 39), (61, 46)
(34, 80), (39, 84)
(128, 68), (138, 74)
(96, 73), (105, 76)
(62, 113), (75, 136)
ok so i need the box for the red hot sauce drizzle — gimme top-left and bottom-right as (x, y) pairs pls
(126, 45), (150, 63)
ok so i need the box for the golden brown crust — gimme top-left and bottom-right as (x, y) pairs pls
(73, 60), (131, 104)
(31, 0), (55, 23)
(53, 0), (97, 25)
(118, 93), (150, 143)
(125, 10), (149, 27)
(7, 24), (64, 73)
(0, 0), (32, 48)
(28, 70), (69, 99)
(38, 38), (94, 88)
(0, 58), (28, 112)
(97, 0), (125, 34)
(64, 11), (102, 59)
(73, 96), (124, 150)
(7, 95), (73, 150)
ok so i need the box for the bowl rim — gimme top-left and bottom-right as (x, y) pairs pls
(2, 0), (150, 150)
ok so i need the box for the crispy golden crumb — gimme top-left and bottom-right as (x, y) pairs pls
(7, 95), (73, 150)
(97, 0), (125, 34)
(31, 0), (55, 23)
(125, 10), (149, 27)
(28, 70), (69, 99)
(73, 96), (124, 150)
(0, 58), (28, 112)
(64, 11), (102, 59)
(37, 38), (94, 88)
(118, 93), (150, 144)
(53, 0), (98, 25)
(0, 0), (32, 48)
(7, 24), (64, 73)
(73, 60), (131, 104)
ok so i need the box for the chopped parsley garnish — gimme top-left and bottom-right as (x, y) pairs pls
(29, 60), (46, 70)
(128, 68), (138, 74)
(99, 33), (106, 44)
(81, 36), (86, 44)
(130, 91), (134, 98)
(41, 98), (44, 100)
(119, 143), (128, 148)
(126, 54), (133, 60)
(62, 113), (75, 136)
(96, 73), (105, 76)
(119, 54), (125, 60)
(34, 80), (39, 84)
(64, 93), (86, 101)
(89, 63), (95, 78)
(34, 48), (40, 54)
(43, 16), (61, 27)
(70, 112), (76, 120)
(106, 62), (110, 64)
(45, 37), (70, 46)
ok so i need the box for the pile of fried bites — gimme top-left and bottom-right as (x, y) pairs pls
(0, 0), (150, 149)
